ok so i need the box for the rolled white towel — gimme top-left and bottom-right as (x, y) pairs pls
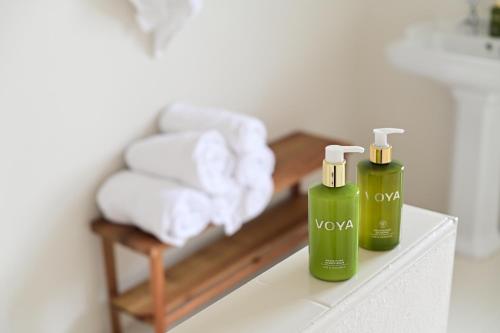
(97, 171), (211, 246)
(211, 183), (244, 235)
(240, 177), (274, 222)
(125, 131), (234, 195)
(235, 146), (275, 187)
(159, 103), (267, 154)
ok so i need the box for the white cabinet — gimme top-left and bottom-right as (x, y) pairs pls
(172, 205), (457, 333)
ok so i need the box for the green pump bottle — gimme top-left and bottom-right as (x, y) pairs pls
(308, 145), (364, 281)
(358, 128), (405, 251)
(490, 0), (500, 37)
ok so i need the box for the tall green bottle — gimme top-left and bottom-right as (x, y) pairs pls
(308, 145), (364, 281)
(358, 128), (405, 251)
(490, 0), (500, 37)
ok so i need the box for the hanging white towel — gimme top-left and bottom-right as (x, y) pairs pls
(125, 131), (234, 195)
(159, 103), (267, 154)
(235, 146), (275, 187)
(129, 0), (203, 57)
(97, 171), (211, 246)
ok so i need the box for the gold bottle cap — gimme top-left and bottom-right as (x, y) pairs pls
(322, 160), (346, 187)
(370, 128), (404, 164)
(370, 144), (392, 164)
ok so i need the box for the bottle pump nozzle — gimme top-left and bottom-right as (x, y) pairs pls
(370, 128), (405, 164)
(323, 145), (365, 187)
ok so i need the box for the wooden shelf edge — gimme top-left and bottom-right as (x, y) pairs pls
(91, 219), (170, 255)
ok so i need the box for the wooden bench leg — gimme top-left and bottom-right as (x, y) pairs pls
(149, 249), (165, 333)
(291, 183), (301, 197)
(102, 239), (121, 333)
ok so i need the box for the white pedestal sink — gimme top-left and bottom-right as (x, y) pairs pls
(388, 21), (500, 258)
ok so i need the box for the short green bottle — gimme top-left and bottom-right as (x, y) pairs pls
(308, 145), (364, 281)
(358, 128), (405, 251)
(490, 1), (500, 37)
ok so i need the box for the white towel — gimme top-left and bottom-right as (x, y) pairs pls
(97, 171), (211, 246)
(211, 183), (244, 235)
(159, 103), (267, 154)
(129, 0), (203, 57)
(240, 178), (274, 222)
(235, 146), (275, 187)
(125, 131), (234, 195)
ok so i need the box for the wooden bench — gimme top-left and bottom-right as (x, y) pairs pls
(91, 131), (347, 333)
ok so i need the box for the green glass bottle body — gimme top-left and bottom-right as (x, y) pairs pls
(308, 183), (359, 281)
(490, 5), (500, 37)
(357, 160), (404, 251)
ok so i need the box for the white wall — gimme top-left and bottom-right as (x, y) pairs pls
(0, 0), (487, 332)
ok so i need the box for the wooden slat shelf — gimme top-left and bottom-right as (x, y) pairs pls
(91, 131), (346, 333)
(112, 194), (308, 324)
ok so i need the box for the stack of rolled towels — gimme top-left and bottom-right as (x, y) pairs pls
(97, 103), (275, 246)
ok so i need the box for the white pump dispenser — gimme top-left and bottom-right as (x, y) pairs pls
(373, 128), (405, 147)
(325, 145), (365, 163)
(370, 128), (405, 164)
(323, 145), (365, 187)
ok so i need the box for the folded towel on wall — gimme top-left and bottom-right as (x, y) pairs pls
(159, 103), (267, 154)
(235, 146), (275, 187)
(125, 131), (234, 195)
(97, 171), (211, 246)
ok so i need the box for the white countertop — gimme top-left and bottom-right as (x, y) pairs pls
(171, 205), (457, 333)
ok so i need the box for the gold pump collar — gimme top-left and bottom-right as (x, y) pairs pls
(322, 160), (346, 187)
(370, 144), (392, 164)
